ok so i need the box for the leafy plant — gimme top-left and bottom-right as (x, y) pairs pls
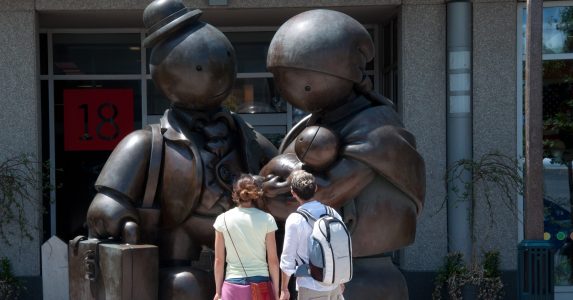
(0, 257), (24, 300)
(442, 151), (524, 262)
(432, 252), (504, 300)
(433, 151), (522, 299)
(0, 153), (49, 249)
(482, 251), (501, 278)
(479, 251), (504, 299)
(432, 252), (467, 299)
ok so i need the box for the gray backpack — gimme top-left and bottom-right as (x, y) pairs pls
(296, 206), (353, 285)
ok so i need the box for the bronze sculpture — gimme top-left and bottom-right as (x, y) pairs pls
(75, 4), (426, 299)
(84, 0), (276, 298)
(260, 9), (426, 299)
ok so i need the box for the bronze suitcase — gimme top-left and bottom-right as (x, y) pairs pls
(69, 238), (158, 300)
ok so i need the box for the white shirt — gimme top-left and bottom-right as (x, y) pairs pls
(280, 200), (342, 291)
(213, 207), (278, 279)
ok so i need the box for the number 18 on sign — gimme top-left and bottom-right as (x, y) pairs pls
(64, 89), (134, 151)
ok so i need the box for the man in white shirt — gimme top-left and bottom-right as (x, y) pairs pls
(279, 170), (344, 300)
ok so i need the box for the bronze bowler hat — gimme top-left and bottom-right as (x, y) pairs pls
(143, 0), (203, 48)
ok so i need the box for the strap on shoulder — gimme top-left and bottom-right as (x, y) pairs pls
(296, 208), (316, 227)
(325, 206), (334, 217)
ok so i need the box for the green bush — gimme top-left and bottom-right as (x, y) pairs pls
(0, 257), (23, 300)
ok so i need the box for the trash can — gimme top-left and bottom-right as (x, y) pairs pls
(518, 240), (555, 299)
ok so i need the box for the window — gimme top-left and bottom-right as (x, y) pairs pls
(41, 31), (145, 240)
(381, 18), (398, 105)
(519, 4), (573, 289)
(53, 33), (141, 75)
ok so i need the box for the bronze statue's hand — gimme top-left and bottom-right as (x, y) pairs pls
(122, 221), (140, 244)
(263, 175), (291, 198)
(259, 153), (301, 179)
(86, 193), (140, 241)
(261, 175), (298, 221)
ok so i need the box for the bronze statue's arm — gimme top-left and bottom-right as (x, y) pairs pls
(313, 157), (375, 209)
(87, 192), (140, 242)
(86, 129), (153, 241)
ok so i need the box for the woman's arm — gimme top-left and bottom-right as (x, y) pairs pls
(266, 231), (280, 300)
(213, 231), (225, 300)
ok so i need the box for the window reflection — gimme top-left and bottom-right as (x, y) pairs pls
(224, 78), (286, 114)
(40, 34), (48, 75)
(382, 18), (398, 106)
(292, 108), (308, 126)
(542, 7), (573, 54)
(541, 59), (573, 286)
(224, 32), (275, 73)
(53, 34), (141, 75)
(147, 79), (170, 115)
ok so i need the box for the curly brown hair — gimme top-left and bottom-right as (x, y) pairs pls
(232, 174), (264, 205)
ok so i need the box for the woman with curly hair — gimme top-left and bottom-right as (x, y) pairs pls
(213, 174), (279, 300)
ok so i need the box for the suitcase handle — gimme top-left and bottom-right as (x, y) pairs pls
(71, 235), (87, 251)
(71, 236), (117, 282)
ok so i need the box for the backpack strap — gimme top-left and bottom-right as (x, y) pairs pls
(293, 206), (335, 279)
(297, 205), (337, 226)
(325, 206), (334, 218)
(296, 208), (316, 227)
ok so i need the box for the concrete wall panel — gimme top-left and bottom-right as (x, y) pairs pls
(472, 1), (518, 270)
(402, 0), (444, 5)
(400, 3), (448, 271)
(0, 0), (34, 11)
(0, 10), (41, 276)
(34, 0), (401, 11)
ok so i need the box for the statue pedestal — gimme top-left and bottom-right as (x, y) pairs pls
(344, 256), (408, 299)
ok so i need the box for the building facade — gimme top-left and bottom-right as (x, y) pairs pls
(0, 0), (571, 299)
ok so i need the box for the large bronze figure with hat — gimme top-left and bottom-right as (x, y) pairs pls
(260, 9), (426, 299)
(81, 0), (276, 298)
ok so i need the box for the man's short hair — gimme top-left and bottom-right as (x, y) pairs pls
(290, 170), (316, 201)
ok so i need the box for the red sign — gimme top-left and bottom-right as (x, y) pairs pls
(64, 89), (134, 151)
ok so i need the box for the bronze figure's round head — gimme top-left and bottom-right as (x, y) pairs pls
(267, 9), (374, 113)
(144, 0), (237, 111)
(295, 126), (339, 172)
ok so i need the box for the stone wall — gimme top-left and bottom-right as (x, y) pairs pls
(0, 1), (41, 277)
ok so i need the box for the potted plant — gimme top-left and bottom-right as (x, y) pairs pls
(432, 251), (504, 300)
(0, 257), (24, 300)
(433, 150), (523, 299)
